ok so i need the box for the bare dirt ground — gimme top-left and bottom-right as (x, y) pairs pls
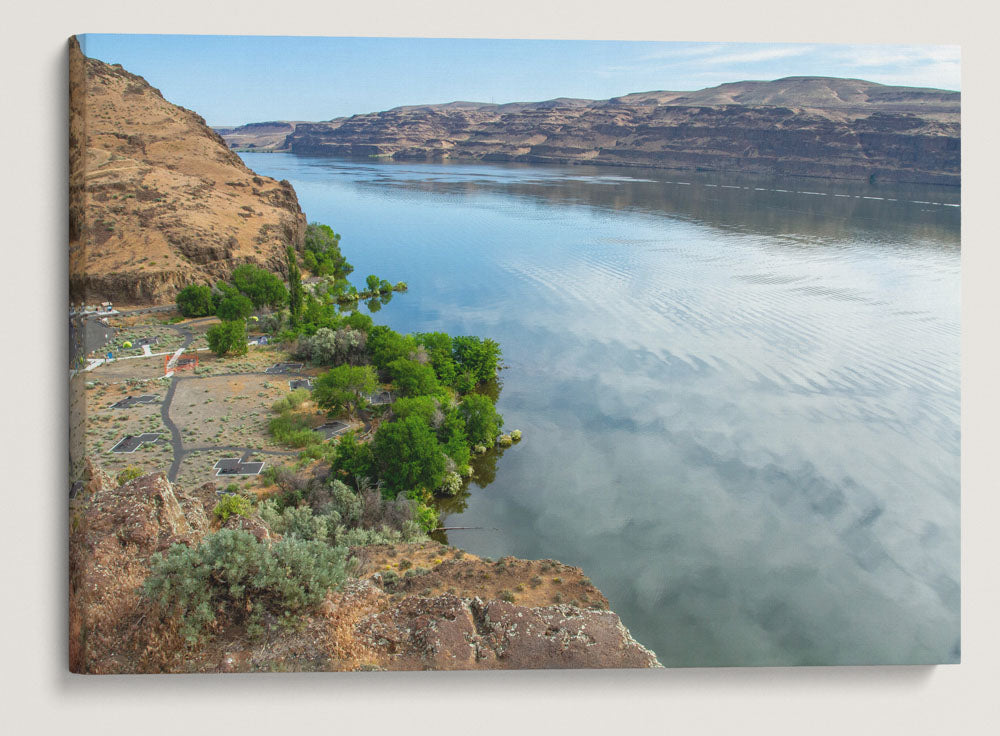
(170, 374), (290, 449)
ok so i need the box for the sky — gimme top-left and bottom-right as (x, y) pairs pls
(78, 35), (961, 126)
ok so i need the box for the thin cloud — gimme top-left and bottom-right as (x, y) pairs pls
(701, 46), (815, 66)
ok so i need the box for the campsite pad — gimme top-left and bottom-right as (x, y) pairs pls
(109, 394), (159, 409)
(110, 433), (162, 453)
(213, 457), (265, 476)
(366, 390), (394, 405)
(265, 362), (304, 374)
(289, 378), (313, 390)
(315, 421), (351, 439)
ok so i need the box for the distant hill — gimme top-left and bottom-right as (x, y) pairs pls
(69, 37), (306, 306)
(218, 77), (959, 185)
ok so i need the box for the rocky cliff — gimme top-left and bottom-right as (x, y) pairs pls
(222, 77), (959, 185)
(69, 37), (307, 307)
(69, 466), (660, 673)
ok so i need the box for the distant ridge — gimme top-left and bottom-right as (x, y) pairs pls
(218, 77), (959, 185)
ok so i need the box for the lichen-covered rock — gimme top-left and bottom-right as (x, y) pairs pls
(355, 594), (661, 670)
(220, 511), (275, 543)
(472, 599), (661, 669)
(74, 471), (196, 555)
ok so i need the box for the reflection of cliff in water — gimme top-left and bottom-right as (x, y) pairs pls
(350, 160), (959, 247)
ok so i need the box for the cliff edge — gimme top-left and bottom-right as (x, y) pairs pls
(69, 467), (660, 673)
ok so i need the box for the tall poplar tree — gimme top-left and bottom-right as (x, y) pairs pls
(287, 245), (303, 325)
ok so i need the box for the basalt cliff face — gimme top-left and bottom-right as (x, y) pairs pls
(222, 77), (959, 185)
(69, 37), (306, 307)
(69, 466), (660, 673)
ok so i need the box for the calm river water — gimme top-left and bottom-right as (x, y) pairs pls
(243, 153), (960, 667)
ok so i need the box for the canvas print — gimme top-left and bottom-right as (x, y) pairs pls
(68, 35), (960, 673)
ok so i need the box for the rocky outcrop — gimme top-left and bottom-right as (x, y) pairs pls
(68, 471), (660, 673)
(225, 77), (959, 185)
(356, 593), (660, 670)
(68, 37), (307, 307)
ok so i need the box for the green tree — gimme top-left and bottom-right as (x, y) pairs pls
(452, 336), (502, 385)
(367, 325), (417, 369)
(365, 274), (381, 294)
(331, 430), (374, 487)
(387, 358), (440, 397)
(439, 407), (471, 468)
(304, 222), (352, 278)
(175, 284), (214, 317)
(392, 395), (442, 426)
(415, 332), (457, 386)
(216, 293), (253, 321)
(459, 392), (503, 448)
(287, 245), (303, 326)
(230, 264), (288, 309)
(313, 364), (378, 416)
(372, 415), (446, 496)
(206, 320), (248, 357)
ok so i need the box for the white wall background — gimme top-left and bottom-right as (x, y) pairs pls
(2, 1), (996, 733)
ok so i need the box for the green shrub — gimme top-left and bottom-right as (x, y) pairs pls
(380, 569), (399, 587)
(333, 522), (425, 547)
(286, 388), (310, 409)
(500, 590), (516, 603)
(258, 501), (329, 541)
(510, 429), (522, 441)
(269, 411), (321, 448)
(116, 466), (143, 485)
(438, 471), (463, 496)
(212, 493), (253, 522)
(143, 529), (353, 643)
(497, 433), (513, 447)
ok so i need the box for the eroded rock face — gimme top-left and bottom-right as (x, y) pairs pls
(225, 77), (959, 186)
(68, 37), (306, 307)
(356, 594), (661, 670)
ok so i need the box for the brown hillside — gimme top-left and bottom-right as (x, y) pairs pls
(69, 37), (306, 307)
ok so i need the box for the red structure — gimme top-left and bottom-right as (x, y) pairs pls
(165, 353), (199, 375)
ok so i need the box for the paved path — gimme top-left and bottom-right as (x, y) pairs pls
(157, 324), (307, 482)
